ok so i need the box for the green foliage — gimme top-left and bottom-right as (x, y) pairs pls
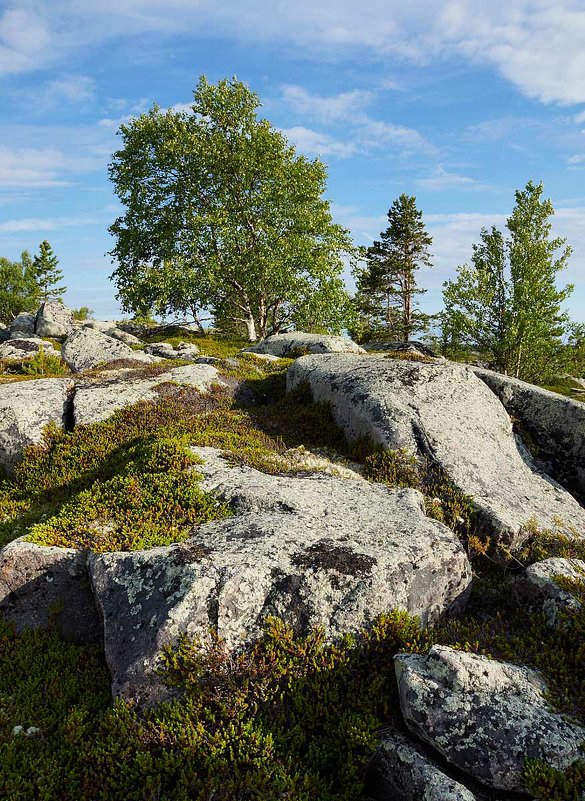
(0, 611), (424, 801)
(32, 241), (66, 301)
(442, 181), (573, 382)
(72, 306), (94, 321)
(20, 347), (69, 377)
(109, 75), (357, 342)
(0, 251), (40, 325)
(524, 757), (585, 800)
(353, 194), (432, 342)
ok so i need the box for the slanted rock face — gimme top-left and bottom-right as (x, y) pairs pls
(89, 447), (472, 703)
(0, 337), (59, 360)
(515, 557), (584, 625)
(61, 328), (155, 372)
(473, 367), (585, 501)
(288, 354), (585, 546)
(369, 731), (477, 801)
(0, 377), (73, 470)
(9, 312), (36, 338)
(395, 645), (585, 792)
(0, 538), (100, 644)
(73, 363), (224, 425)
(35, 300), (74, 338)
(243, 332), (366, 357)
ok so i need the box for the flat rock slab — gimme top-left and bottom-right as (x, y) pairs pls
(62, 328), (156, 372)
(73, 364), (225, 425)
(89, 448), (471, 703)
(288, 354), (585, 545)
(369, 731), (477, 801)
(0, 537), (100, 644)
(243, 332), (366, 357)
(0, 377), (73, 471)
(473, 367), (585, 501)
(395, 645), (585, 792)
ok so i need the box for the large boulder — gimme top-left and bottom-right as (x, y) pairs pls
(243, 332), (366, 357)
(103, 327), (143, 346)
(144, 341), (200, 361)
(0, 538), (100, 644)
(368, 731), (477, 801)
(0, 337), (59, 361)
(514, 557), (584, 625)
(288, 355), (585, 546)
(61, 328), (155, 372)
(73, 363), (225, 425)
(9, 312), (36, 338)
(89, 447), (472, 703)
(473, 367), (585, 501)
(0, 377), (73, 471)
(395, 645), (585, 792)
(35, 300), (74, 338)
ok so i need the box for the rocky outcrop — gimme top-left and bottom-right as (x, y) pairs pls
(103, 328), (143, 346)
(395, 645), (585, 792)
(62, 328), (155, 372)
(473, 367), (585, 501)
(89, 447), (471, 703)
(363, 340), (439, 358)
(144, 341), (200, 360)
(0, 537), (100, 643)
(35, 300), (74, 338)
(515, 557), (584, 625)
(9, 312), (36, 338)
(73, 363), (224, 425)
(288, 354), (585, 546)
(0, 337), (60, 360)
(0, 377), (73, 470)
(243, 332), (366, 357)
(369, 731), (477, 801)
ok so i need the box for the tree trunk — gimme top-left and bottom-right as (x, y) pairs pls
(245, 315), (257, 342)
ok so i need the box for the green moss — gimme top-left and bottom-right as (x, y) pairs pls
(143, 330), (247, 359)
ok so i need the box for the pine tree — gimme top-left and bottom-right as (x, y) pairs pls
(32, 241), (66, 301)
(442, 181), (572, 382)
(355, 194), (432, 341)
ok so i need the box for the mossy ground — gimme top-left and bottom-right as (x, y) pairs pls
(0, 339), (584, 799)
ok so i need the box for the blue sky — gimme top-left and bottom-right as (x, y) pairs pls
(1, 1), (585, 321)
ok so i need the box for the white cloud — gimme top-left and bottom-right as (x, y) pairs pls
(568, 154), (585, 165)
(0, 212), (109, 233)
(44, 75), (96, 104)
(575, 110), (585, 124)
(281, 85), (434, 156)
(11, 1), (585, 106)
(279, 126), (356, 158)
(0, 7), (51, 74)
(0, 146), (70, 188)
(416, 167), (483, 192)
(281, 85), (373, 123)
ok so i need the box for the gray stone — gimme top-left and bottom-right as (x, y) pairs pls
(35, 300), (74, 338)
(73, 363), (225, 425)
(82, 320), (119, 332)
(144, 341), (200, 360)
(89, 447), (471, 703)
(364, 340), (439, 358)
(515, 557), (584, 625)
(473, 367), (585, 501)
(104, 327), (143, 346)
(395, 645), (585, 792)
(62, 328), (156, 372)
(9, 312), (36, 338)
(243, 332), (366, 357)
(0, 337), (59, 360)
(288, 355), (585, 546)
(369, 731), (477, 801)
(0, 537), (100, 644)
(0, 377), (73, 470)
(195, 356), (220, 365)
